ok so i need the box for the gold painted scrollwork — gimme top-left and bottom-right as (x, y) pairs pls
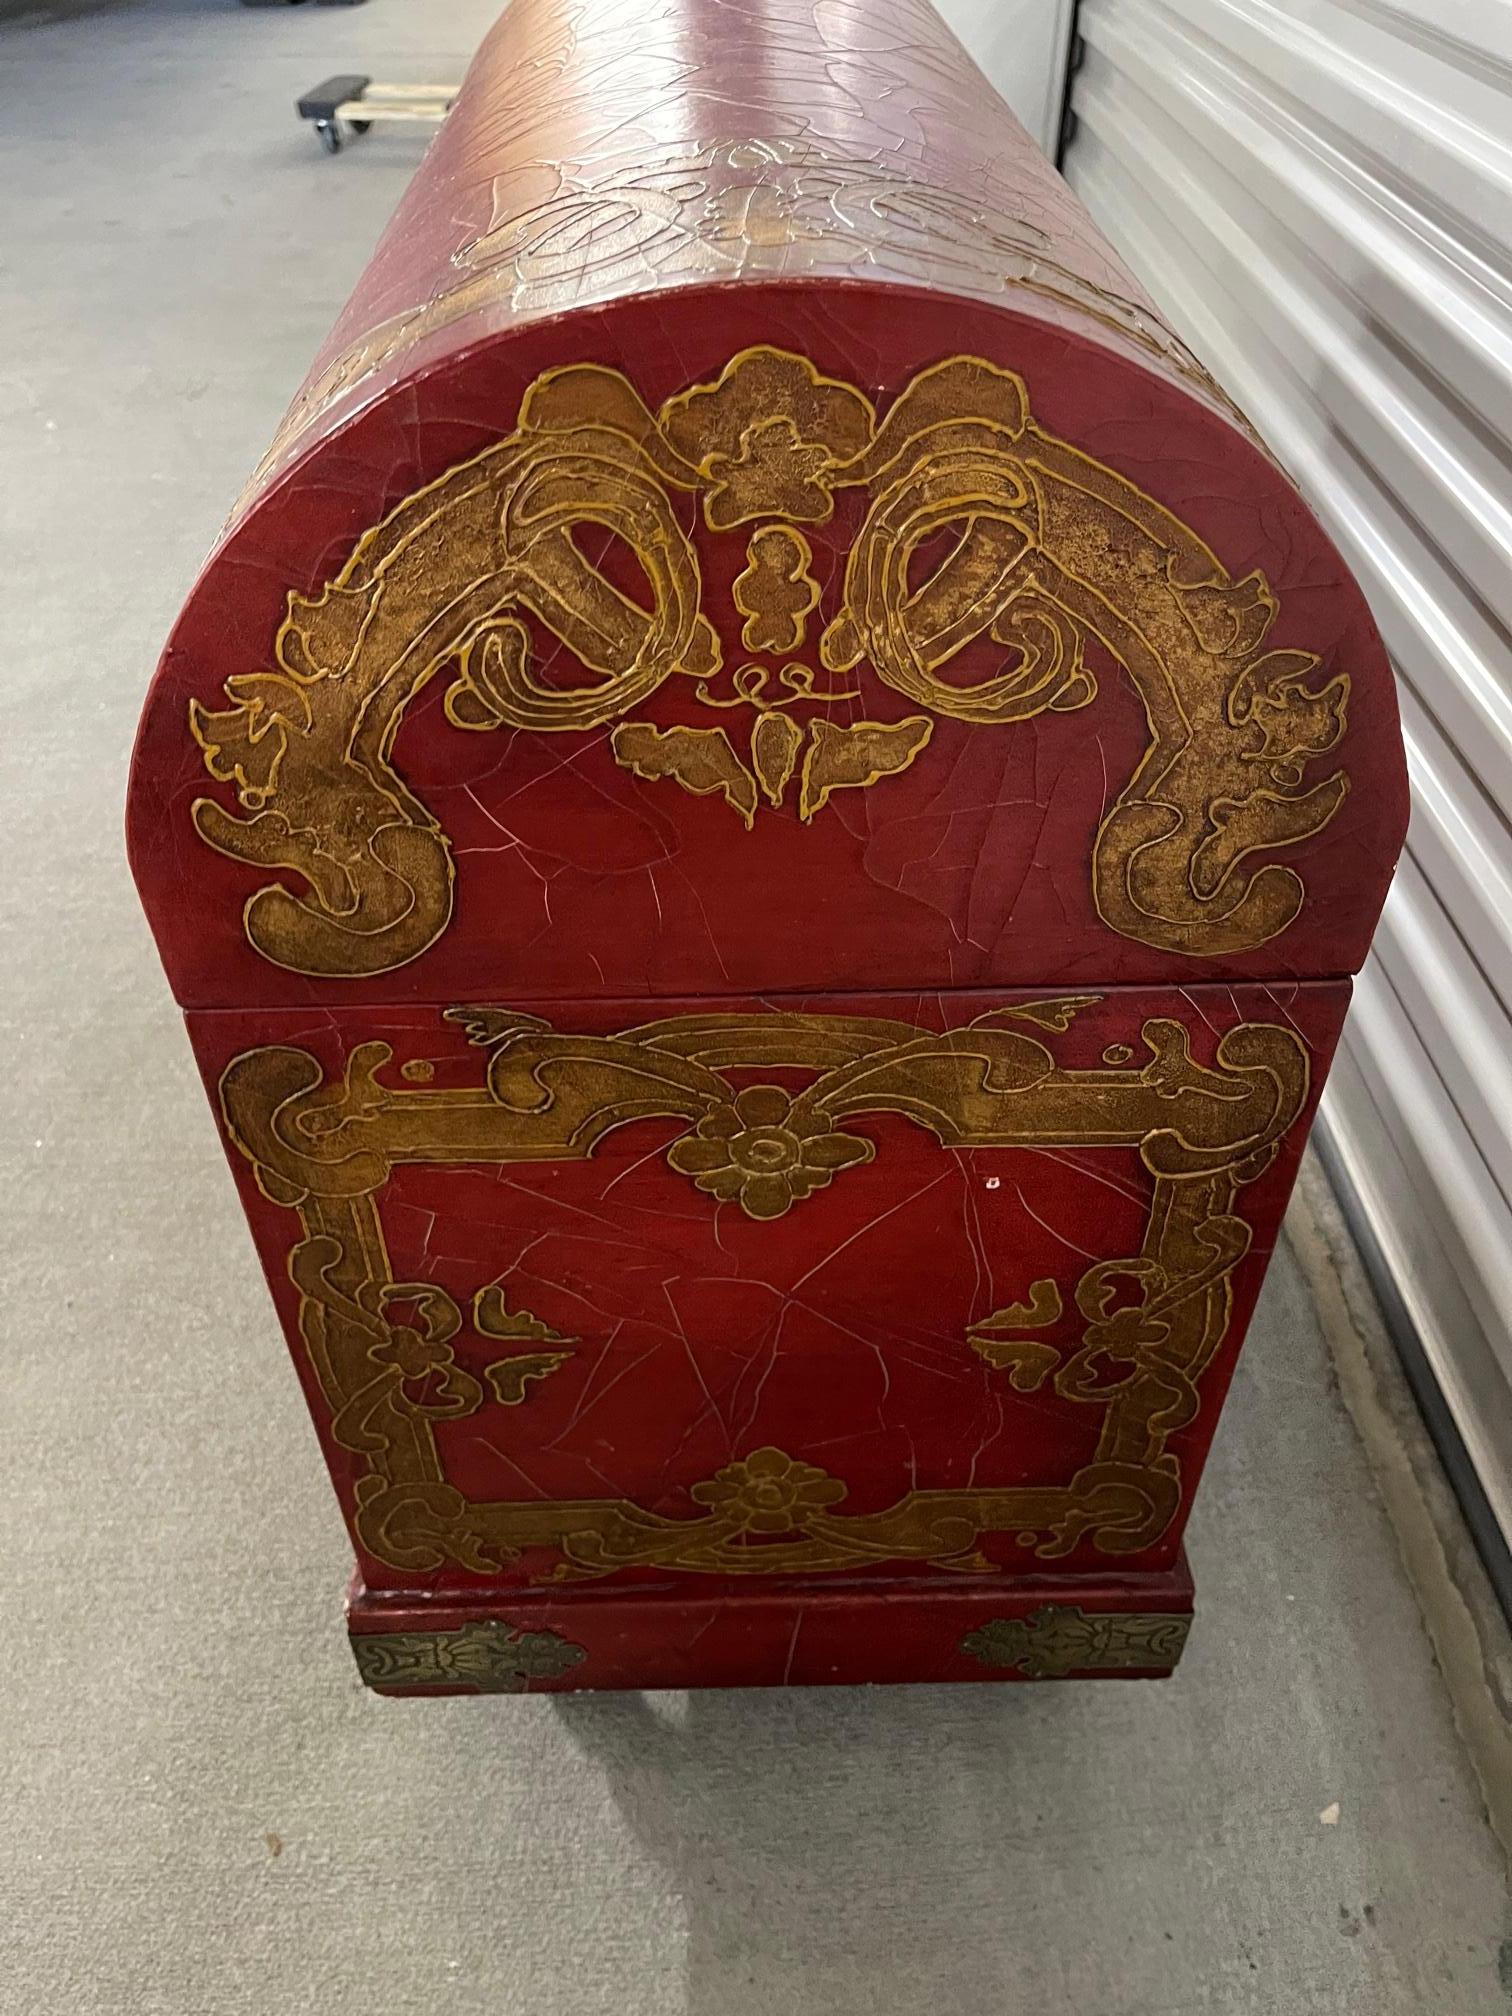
(192, 347), (1350, 976)
(191, 366), (719, 976)
(222, 1005), (1307, 1580)
(820, 353), (1349, 952)
(969, 1280), (1063, 1391)
(222, 1004), (1309, 1213)
(252, 131), (1248, 496)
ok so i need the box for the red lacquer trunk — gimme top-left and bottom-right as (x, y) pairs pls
(128, 0), (1407, 1693)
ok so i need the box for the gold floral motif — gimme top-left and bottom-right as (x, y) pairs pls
(665, 1084), (873, 1218)
(221, 1004), (1309, 1578)
(733, 525), (822, 654)
(194, 346), (1348, 976)
(691, 1448), (848, 1534)
(661, 348), (875, 528)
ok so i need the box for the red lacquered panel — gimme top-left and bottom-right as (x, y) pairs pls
(190, 984), (1342, 1599)
(128, 1), (1408, 1012)
(132, 293), (1407, 1010)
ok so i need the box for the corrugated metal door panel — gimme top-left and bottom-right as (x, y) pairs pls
(1068, 0), (1512, 1556)
(1325, 1009), (1512, 1545)
(931, 0), (1078, 153)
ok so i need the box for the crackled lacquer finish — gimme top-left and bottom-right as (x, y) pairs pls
(247, 0), (1247, 499)
(192, 985), (1338, 1592)
(128, 0), (1407, 1692)
(128, 0), (1408, 1009)
(173, 345), (1377, 988)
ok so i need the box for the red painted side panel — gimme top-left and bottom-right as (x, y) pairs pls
(188, 984), (1343, 1603)
(131, 289), (1407, 1008)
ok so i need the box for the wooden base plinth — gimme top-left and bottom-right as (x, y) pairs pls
(347, 1559), (1195, 1695)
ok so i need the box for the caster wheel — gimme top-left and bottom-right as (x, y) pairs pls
(316, 120), (342, 153)
(350, 119), (372, 134)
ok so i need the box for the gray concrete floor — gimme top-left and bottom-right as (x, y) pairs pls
(2, 1), (1509, 2009)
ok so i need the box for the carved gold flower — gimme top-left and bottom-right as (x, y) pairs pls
(372, 1282), (462, 1379)
(1088, 1304), (1170, 1359)
(376, 1326), (451, 1381)
(692, 1447), (847, 1535)
(667, 1085), (872, 1218)
(367, 1282), (483, 1420)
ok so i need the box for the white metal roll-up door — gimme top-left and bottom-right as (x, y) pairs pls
(1064, 0), (1512, 1570)
(932, 0), (1079, 153)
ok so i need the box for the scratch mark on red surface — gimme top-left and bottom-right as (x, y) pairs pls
(1037, 1145), (1146, 1208)
(787, 1166), (953, 1297)
(781, 1610), (804, 1684)
(1016, 1182), (1098, 1264)
(602, 1139), (675, 1197)
(662, 1283), (733, 1449)
(665, 861), (734, 984)
(467, 1434), (549, 1497)
(732, 1306), (785, 1444)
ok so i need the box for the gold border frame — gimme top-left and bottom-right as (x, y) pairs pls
(222, 1004), (1308, 1581)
